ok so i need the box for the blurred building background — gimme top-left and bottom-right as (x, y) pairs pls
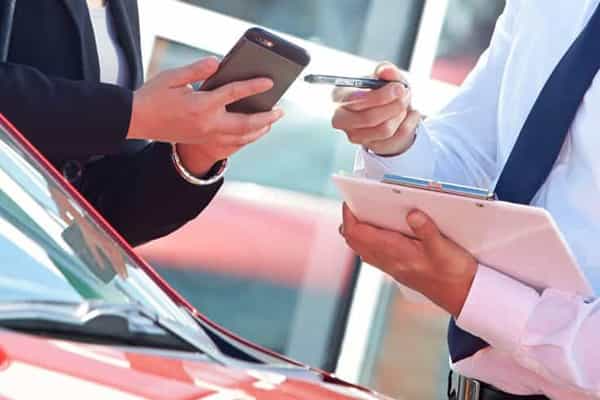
(136, 1), (504, 399)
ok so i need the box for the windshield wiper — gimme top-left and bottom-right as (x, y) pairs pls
(0, 300), (225, 363)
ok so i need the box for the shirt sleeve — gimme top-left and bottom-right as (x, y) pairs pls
(458, 266), (600, 395)
(356, 0), (522, 189)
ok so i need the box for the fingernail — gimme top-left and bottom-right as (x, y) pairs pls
(263, 79), (275, 88)
(408, 211), (427, 229)
(271, 109), (284, 121)
(375, 62), (393, 75)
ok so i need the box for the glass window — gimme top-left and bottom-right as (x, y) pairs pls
(140, 35), (361, 371)
(176, 0), (428, 70)
(0, 119), (217, 346)
(432, 0), (505, 85)
(180, 0), (373, 55)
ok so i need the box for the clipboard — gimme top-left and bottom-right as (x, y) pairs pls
(333, 173), (593, 296)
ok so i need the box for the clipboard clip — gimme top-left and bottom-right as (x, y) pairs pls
(382, 174), (496, 201)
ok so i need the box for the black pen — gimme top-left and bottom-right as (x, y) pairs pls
(304, 74), (409, 90)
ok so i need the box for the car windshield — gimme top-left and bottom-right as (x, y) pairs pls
(0, 119), (204, 334)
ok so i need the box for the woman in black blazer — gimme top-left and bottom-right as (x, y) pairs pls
(0, 0), (281, 246)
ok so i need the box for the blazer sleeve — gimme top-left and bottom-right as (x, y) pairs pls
(0, 61), (223, 246)
(80, 142), (223, 247)
(0, 62), (131, 161)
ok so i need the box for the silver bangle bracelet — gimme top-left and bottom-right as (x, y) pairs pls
(171, 143), (228, 186)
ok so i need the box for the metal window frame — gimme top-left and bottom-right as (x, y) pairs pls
(409, 0), (450, 79)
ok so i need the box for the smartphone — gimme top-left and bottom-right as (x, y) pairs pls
(199, 27), (310, 113)
(304, 74), (409, 90)
(382, 174), (495, 200)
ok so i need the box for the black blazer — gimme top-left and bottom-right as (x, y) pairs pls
(0, 0), (222, 246)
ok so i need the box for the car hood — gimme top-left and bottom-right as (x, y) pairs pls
(0, 331), (391, 400)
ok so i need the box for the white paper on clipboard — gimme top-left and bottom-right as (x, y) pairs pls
(333, 173), (593, 297)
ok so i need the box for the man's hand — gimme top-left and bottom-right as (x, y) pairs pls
(332, 62), (421, 156)
(127, 57), (282, 145)
(340, 204), (478, 317)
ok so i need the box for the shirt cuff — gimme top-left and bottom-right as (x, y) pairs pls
(354, 123), (435, 179)
(457, 265), (540, 353)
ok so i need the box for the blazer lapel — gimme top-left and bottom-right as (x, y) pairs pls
(61, 0), (101, 81)
(109, 0), (143, 88)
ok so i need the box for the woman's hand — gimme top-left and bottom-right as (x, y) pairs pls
(127, 57), (282, 146)
(175, 111), (281, 176)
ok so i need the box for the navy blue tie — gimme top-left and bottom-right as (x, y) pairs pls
(448, 5), (600, 363)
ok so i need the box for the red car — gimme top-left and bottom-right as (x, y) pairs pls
(0, 113), (393, 399)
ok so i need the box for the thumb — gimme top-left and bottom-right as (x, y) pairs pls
(375, 62), (406, 82)
(342, 203), (360, 235)
(163, 57), (220, 88)
(407, 210), (441, 243)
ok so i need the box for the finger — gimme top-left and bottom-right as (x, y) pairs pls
(332, 72), (375, 102)
(342, 205), (383, 249)
(343, 102), (409, 144)
(222, 108), (284, 134)
(407, 210), (441, 245)
(332, 87), (359, 103)
(343, 211), (417, 261)
(221, 125), (271, 146)
(375, 62), (409, 83)
(344, 115), (405, 145)
(163, 57), (220, 88)
(342, 203), (359, 228)
(367, 109), (421, 153)
(212, 78), (274, 105)
(333, 99), (408, 131)
(342, 83), (408, 112)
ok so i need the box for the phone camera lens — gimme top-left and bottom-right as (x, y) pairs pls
(259, 38), (274, 48)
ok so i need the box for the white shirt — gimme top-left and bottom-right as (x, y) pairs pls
(357, 1), (600, 398)
(88, 3), (130, 87)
